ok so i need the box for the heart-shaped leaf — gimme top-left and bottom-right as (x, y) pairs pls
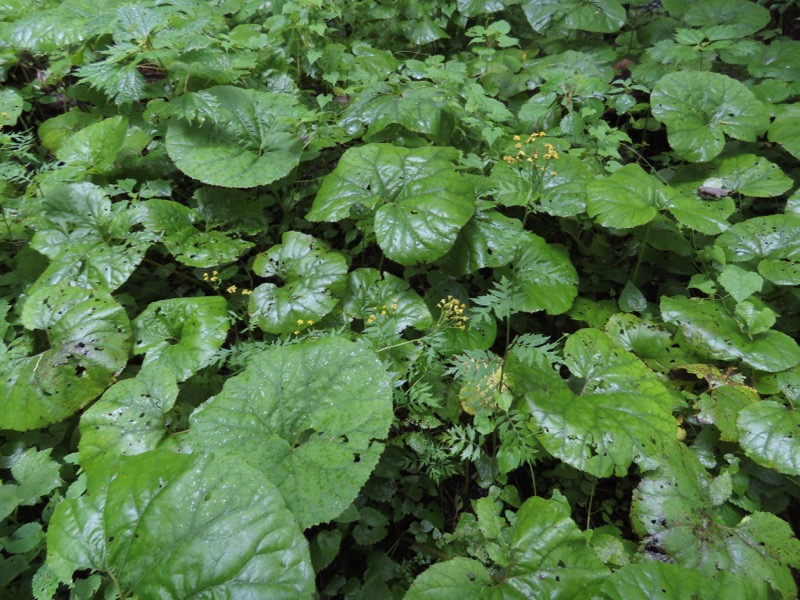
(166, 85), (305, 188)
(522, 0), (626, 33)
(342, 268), (432, 332)
(47, 450), (314, 598)
(188, 337), (393, 528)
(769, 104), (800, 160)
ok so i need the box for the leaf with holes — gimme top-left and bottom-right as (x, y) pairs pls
(631, 444), (800, 600)
(661, 296), (800, 372)
(0, 284), (130, 431)
(187, 337), (393, 528)
(78, 363), (179, 479)
(248, 231), (347, 335)
(30, 183), (153, 291)
(341, 268), (432, 332)
(142, 199), (253, 268)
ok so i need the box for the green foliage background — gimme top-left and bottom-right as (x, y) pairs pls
(1, 0), (800, 597)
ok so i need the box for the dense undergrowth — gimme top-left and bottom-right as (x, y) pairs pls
(2, 0), (800, 597)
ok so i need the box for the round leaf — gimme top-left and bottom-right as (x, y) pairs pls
(586, 164), (660, 228)
(47, 450), (313, 598)
(248, 231), (347, 334)
(166, 86), (304, 188)
(738, 401), (800, 476)
(188, 337), (394, 528)
(0, 285), (130, 431)
(684, 0), (770, 38)
(307, 144), (475, 265)
(651, 72), (769, 162)
(132, 296), (230, 381)
(716, 215), (800, 263)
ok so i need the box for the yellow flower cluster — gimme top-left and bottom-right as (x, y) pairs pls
(293, 318), (315, 335)
(502, 131), (560, 176)
(225, 284), (252, 295)
(202, 270), (219, 283)
(366, 299), (399, 324)
(437, 295), (468, 331)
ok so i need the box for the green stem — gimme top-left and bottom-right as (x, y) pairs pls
(631, 221), (651, 285)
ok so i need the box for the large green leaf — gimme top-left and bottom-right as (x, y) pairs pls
(586, 164), (661, 228)
(737, 401), (800, 476)
(661, 296), (800, 372)
(0, 285), (130, 431)
(307, 144), (475, 265)
(406, 496), (609, 599)
(768, 104), (800, 160)
(248, 231), (348, 335)
(651, 72), (769, 162)
(166, 86), (304, 188)
(500, 232), (578, 315)
(670, 154), (792, 199)
(601, 561), (767, 600)
(404, 558), (492, 599)
(631, 444), (800, 600)
(132, 296), (230, 381)
(339, 83), (458, 145)
(30, 183), (153, 291)
(509, 329), (676, 477)
(188, 337), (393, 528)
(457, 0), (504, 18)
(142, 198), (254, 267)
(522, 0), (626, 33)
(78, 363), (179, 476)
(683, 0), (770, 37)
(47, 450), (314, 598)
(55, 116), (127, 173)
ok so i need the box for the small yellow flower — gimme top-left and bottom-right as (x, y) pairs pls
(241, 289), (252, 295)
(293, 330), (300, 335)
(306, 320), (314, 325)
(297, 319), (305, 325)
(512, 135), (521, 141)
(226, 285), (237, 294)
